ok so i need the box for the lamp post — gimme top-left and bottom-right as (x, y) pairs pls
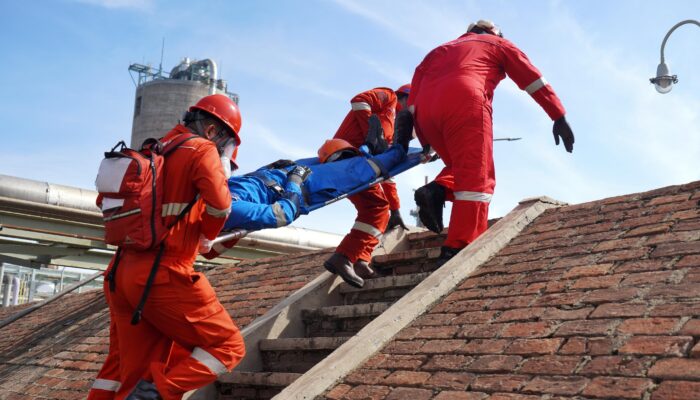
(650, 19), (700, 94)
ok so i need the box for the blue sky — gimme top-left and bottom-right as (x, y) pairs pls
(1, 0), (699, 235)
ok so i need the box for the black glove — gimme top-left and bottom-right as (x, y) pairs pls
(364, 114), (388, 155)
(266, 159), (295, 169)
(387, 209), (408, 230)
(287, 165), (312, 186)
(553, 116), (575, 153)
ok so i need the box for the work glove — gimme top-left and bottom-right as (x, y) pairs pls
(198, 234), (215, 254)
(265, 159), (296, 169)
(387, 209), (408, 230)
(364, 114), (388, 155)
(553, 116), (575, 153)
(287, 165), (312, 186)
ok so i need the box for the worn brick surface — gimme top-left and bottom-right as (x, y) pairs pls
(5, 181), (700, 399)
(0, 249), (333, 399)
(326, 181), (700, 400)
(582, 376), (653, 399)
(651, 380), (700, 400)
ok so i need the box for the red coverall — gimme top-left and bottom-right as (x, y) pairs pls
(88, 125), (245, 400)
(409, 32), (565, 249)
(334, 87), (400, 263)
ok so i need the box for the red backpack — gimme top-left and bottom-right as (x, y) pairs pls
(95, 134), (197, 250)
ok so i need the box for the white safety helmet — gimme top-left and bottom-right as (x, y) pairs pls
(467, 19), (503, 37)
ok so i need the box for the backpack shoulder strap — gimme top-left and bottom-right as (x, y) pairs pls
(162, 133), (200, 156)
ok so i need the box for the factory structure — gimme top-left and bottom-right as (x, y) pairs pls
(0, 58), (340, 309)
(129, 57), (239, 148)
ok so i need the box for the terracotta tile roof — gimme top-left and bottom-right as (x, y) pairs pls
(325, 181), (700, 400)
(0, 248), (331, 399)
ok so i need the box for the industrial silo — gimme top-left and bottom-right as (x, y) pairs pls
(129, 58), (239, 149)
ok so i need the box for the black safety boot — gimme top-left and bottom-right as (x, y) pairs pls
(393, 110), (414, 152)
(414, 181), (446, 233)
(364, 114), (388, 155)
(436, 246), (462, 268)
(353, 259), (379, 280)
(324, 252), (365, 288)
(126, 380), (162, 400)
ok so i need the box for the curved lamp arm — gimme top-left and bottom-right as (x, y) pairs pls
(660, 19), (700, 64)
(651, 19), (700, 93)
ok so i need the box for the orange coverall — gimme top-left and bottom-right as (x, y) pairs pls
(88, 125), (245, 400)
(409, 32), (566, 248)
(333, 87), (400, 263)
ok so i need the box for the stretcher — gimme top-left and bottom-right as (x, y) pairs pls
(212, 146), (429, 245)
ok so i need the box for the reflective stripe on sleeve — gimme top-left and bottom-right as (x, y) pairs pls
(366, 159), (382, 177)
(272, 203), (288, 227)
(352, 221), (383, 237)
(162, 202), (190, 217)
(212, 242), (228, 255)
(191, 347), (228, 375)
(351, 101), (372, 111)
(525, 77), (548, 95)
(206, 204), (230, 218)
(454, 191), (493, 203)
(91, 379), (121, 392)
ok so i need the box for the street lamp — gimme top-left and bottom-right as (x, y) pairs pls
(650, 19), (700, 94)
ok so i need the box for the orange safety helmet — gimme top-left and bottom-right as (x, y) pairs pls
(318, 139), (360, 163)
(396, 84), (411, 96)
(189, 94), (242, 145)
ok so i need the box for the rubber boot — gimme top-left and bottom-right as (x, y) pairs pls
(353, 259), (379, 279)
(393, 110), (414, 152)
(435, 246), (462, 268)
(414, 181), (446, 233)
(126, 380), (162, 400)
(324, 252), (364, 288)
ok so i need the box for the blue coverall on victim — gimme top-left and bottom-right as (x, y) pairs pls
(223, 144), (406, 231)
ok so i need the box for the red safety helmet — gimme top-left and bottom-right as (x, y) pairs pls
(189, 94), (242, 145)
(318, 139), (360, 163)
(396, 84), (411, 96)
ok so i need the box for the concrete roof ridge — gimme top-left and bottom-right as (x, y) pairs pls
(274, 196), (564, 400)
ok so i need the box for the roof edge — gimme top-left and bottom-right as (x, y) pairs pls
(274, 196), (564, 400)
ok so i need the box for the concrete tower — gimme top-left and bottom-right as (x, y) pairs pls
(129, 58), (238, 148)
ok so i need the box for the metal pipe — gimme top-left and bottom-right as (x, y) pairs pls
(1, 274), (10, 308)
(200, 59), (218, 95)
(0, 174), (342, 252)
(0, 175), (99, 212)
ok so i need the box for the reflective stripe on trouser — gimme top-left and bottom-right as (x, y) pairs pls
(88, 286), (121, 400)
(107, 260), (246, 400)
(336, 184), (390, 263)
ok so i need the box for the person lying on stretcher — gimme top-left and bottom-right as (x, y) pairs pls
(202, 110), (413, 258)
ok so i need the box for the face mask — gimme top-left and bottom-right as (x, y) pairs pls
(219, 139), (236, 179)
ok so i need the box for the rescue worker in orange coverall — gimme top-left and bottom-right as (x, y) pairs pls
(409, 20), (575, 266)
(323, 86), (411, 288)
(88, 94), (246, 400)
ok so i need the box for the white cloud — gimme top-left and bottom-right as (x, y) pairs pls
(331, 0), (472, 51)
